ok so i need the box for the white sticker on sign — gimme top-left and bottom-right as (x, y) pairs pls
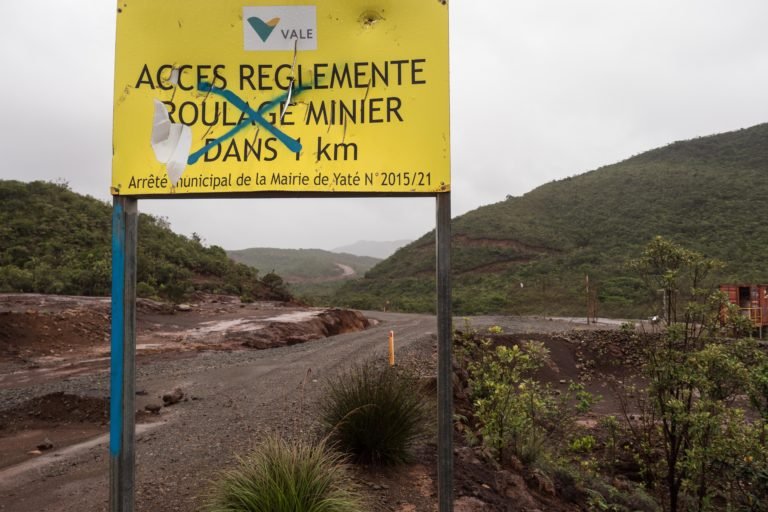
(243, 6), (317, 51)
(150, 100), (192, 186)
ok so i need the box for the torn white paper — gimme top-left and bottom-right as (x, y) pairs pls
(151, 99), (192, 186)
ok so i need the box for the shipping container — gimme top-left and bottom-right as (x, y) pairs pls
(720, 284), (768, 334)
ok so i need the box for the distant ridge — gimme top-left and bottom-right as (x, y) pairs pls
(332, 240), (412, 259)
(333, 123), (768, 317)
(227, 247), (380, 283)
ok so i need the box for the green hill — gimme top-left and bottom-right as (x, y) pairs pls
(228, 248), (379, 283)
(333, 123), (768, 316)
(228, 247), (380, 306)
(0, 180), (290, 302)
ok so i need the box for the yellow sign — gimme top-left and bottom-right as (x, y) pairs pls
(112, 0), (450, 196)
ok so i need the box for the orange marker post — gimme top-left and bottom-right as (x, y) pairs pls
(388, 330), (395, 367)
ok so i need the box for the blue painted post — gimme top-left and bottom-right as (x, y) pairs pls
(110, 196), (138, 512)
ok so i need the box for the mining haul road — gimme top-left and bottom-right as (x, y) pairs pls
(0, 311), (439, 512)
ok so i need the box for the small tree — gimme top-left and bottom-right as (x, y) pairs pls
(627, 236), (722, 326)
(457, 328), (593, 465)
(470, 341), (549, 463)
(261, 271), (292, 301)
(626, 238), (768, 511)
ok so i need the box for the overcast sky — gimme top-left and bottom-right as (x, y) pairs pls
(1, 1), (767, 251)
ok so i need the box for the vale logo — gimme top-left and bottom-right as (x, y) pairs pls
(243, 6), (317, 51)
(247, 16), (280, 42)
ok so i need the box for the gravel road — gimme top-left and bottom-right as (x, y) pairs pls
(0, 311), (439, 512)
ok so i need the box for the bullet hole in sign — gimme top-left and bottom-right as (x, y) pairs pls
(359, 11), (383, 28)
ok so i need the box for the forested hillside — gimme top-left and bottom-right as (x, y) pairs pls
(228, 248), (379, 283)
(334, 123), (768, 316)
(0, 180), (290, 302)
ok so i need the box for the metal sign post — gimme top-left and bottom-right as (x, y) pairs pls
(436, 192), (453, 511)
(110, 1), (452, 509)
(109, 194), (453, 511)
(110, 196), (138, 512)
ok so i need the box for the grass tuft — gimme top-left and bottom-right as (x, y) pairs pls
(320, 362), (428, 465)
(202, 436), (361, 512)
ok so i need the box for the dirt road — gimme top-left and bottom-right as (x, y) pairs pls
(0, 310), (439, 512)
(335, 263), (356, 278)
(0, 293), (627, 512)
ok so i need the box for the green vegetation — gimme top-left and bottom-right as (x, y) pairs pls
(334, 123), (768, 317)
(201, 436), (361, 512)
(452, 240), (768, 511)
(0, 180), (289, 302)
(616, 238), (768, 511)
(228, 247), (379, 306)
(204, 363), (428, 510)
(228, 248), (379, 282)
(320, 362), (429, 465)
(453, 325), (657, 511)
(284, 280), (353, 308)
(627, 236), (724, 326)
(455, 325), (594, 466)
(568, 435), (597, 454)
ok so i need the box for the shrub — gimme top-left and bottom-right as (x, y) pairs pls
(202, 436), (361, 512)
(136, 282), (156, 298)
(570, 435), (597, 454)
(619, 322), (635, 334)
(584, 479), (661, 512)
(455, 328), (596, 466)
(320, 362), (428, 465)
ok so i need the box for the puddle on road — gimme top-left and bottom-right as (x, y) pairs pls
(0, 364), (108, 388)
(263, 311), (319, 323)
(195, 318), (260, 333)
(0, 422), (163, 487)
(150, 318), (267, 341)
(136, 343), (164, 350)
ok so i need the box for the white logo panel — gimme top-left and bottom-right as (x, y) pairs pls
(244, 6), (317, 51)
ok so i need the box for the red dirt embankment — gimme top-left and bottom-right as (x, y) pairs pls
(0, 294), (370, 363)
(0, 293), (372, 472)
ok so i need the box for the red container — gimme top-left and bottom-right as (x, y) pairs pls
(720, 284), (768, 327)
